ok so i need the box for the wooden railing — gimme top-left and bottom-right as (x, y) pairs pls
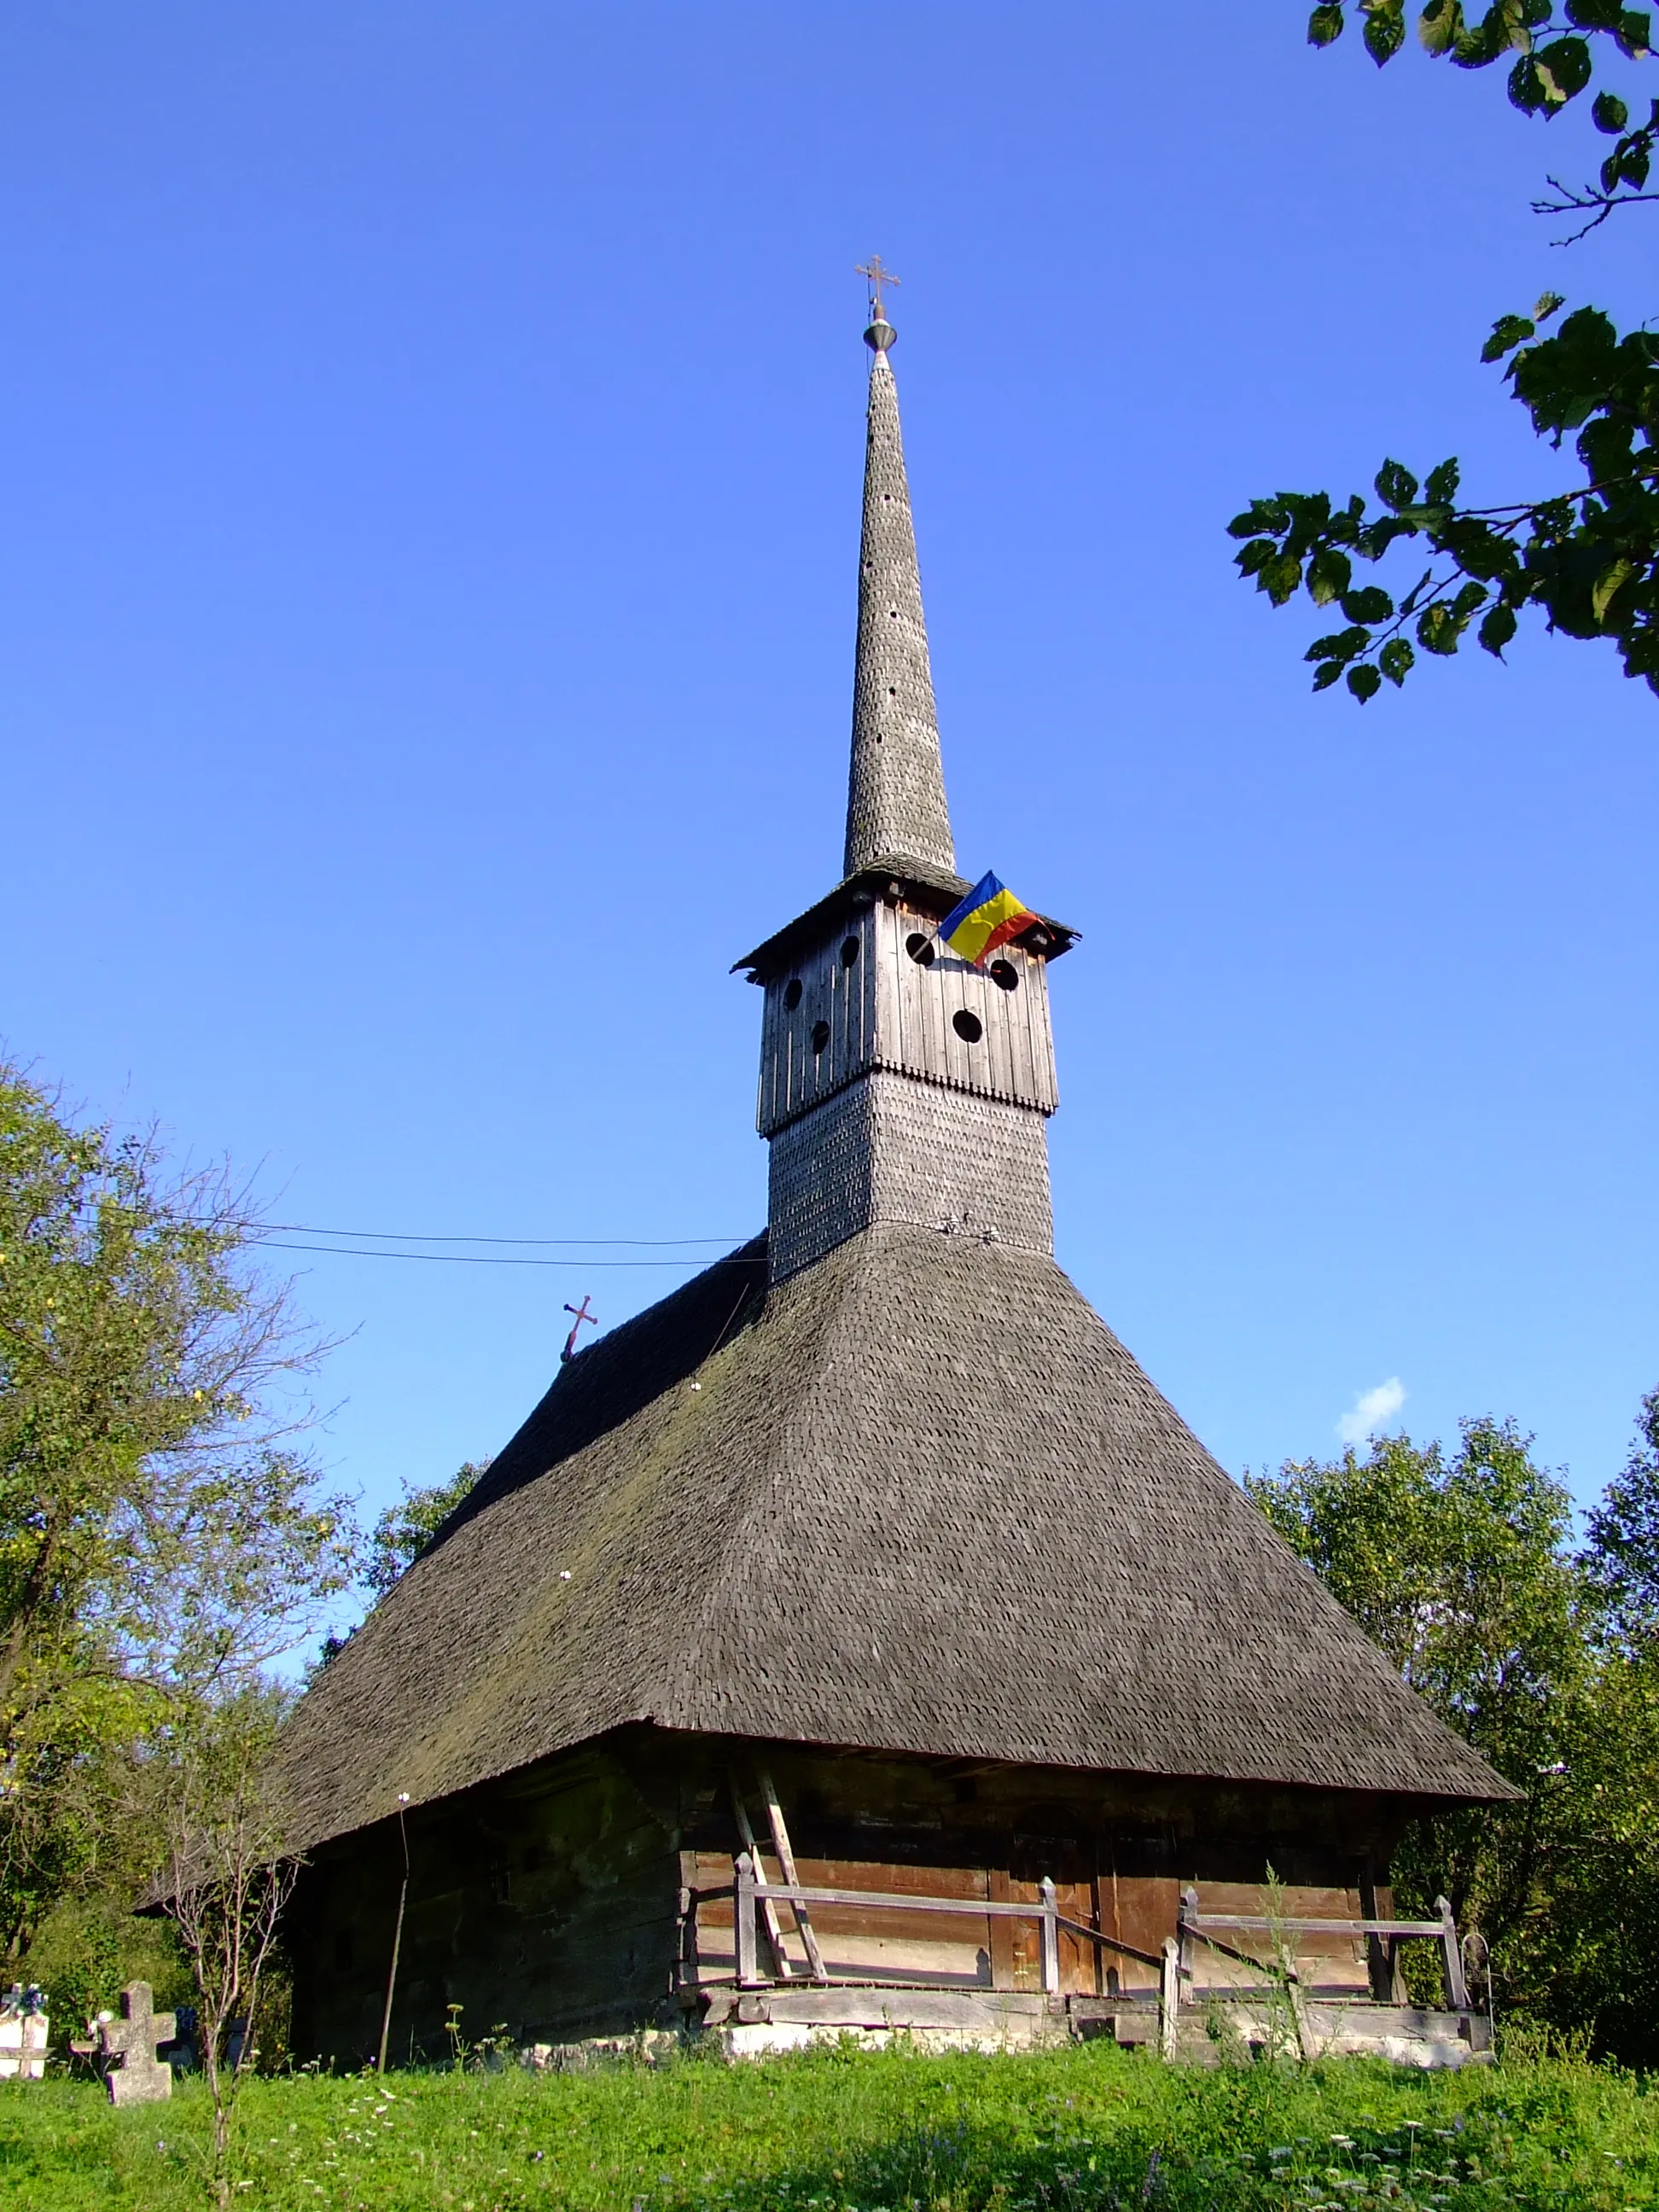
(692, 1855), (1178, 1996)
(1177, 1886), (1470, 2007)
(685, 1859), (1478, 2062)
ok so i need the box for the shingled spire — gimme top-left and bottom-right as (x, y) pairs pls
(843, 297), (955, 880)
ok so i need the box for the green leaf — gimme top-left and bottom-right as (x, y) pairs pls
(1616, 9), (1652, 56)
(1227, 498), (1289, 538)
(1478, 602), (1518, 657)
(1417, 602), (1463, 655)
(1508, 53), (1551, 106)
(1236, 538), (1278, 577)
(1260, 553), (1304, 605)
(1376, 458), (1420, 510)
(1592, 556), (1635, 621)
(1309, 2), (1347, 42)
(1364, 1), (1408, 61)
(1481, 313), (1536, 363)
(1567, 0), (1626, 26)
(1312, 660), (1347, 690)
(1306, 625), (1371, 661)
(1347, 663), (1384, 701)
(1419, 0), (1466, 53)
(1379, 636), (1417, 684)
(1613, 136), (1652, 186)
(1307, 547), (1354, 604)
(1592, 89), (1631, 131)
(1342, 585), (1395, 621)
(1534, 34), (1594, 101)
(1534, 290), (1565, 322)
(1425, 457), (1462, 504)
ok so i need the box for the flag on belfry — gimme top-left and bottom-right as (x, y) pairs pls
(938, 870), (1038, 968)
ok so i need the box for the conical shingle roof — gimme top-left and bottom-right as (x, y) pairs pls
(280, 1225), (1508, 1853)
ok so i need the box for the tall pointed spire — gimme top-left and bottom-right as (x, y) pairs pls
(843, 290), (956, 881)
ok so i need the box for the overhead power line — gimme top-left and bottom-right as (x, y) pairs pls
(259, 1239), (737, 1269)
(260, 1223), (744, 1248)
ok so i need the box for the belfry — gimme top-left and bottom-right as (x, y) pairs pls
(281, 288), (1507, 2063)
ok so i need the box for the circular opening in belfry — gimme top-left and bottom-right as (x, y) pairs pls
(841, 936), (860, 968)
(952, 1010), (983, 1045)
(783, 979), (803, 1010)
(905, 933), (936, 968)
(811, 1020), (830, 1055)
(989, 959), (1019, 993)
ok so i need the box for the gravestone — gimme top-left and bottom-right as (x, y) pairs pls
(99, 1982), (175, 2105)
(0, 1987), (48, 2081)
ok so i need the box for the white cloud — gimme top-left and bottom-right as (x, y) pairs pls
(1336, 1377), (1406, 1446)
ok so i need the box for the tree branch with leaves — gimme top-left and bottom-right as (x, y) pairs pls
(1237, 3), (1658, 700)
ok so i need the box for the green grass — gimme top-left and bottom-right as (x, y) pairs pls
(0, 2045), (1652, 2211)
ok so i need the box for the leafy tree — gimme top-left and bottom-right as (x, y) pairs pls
(313, 1460), (489, 1671)
(1233, 5), (1658, 700)
(365, 1460), (489, 1599)
(1250, 1398), (1659, 2060)
(0, 1059), (358, 1972)
(1580, 1384), (1659, 1644)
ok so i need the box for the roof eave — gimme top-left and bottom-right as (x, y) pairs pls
(733, 861), (1080, 982)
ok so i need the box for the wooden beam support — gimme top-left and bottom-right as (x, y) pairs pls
(730, 1776), (794, 1981)
(758, 1767), (829, 1984)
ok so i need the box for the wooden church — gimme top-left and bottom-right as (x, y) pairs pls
(279, 288), (1508, 2064)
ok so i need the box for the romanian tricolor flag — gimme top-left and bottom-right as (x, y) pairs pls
(938, 870), (1039, 968)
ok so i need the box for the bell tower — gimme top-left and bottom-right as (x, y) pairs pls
(736, 280), (1077, 1284)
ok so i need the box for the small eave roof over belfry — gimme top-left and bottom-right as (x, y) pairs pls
(732, 859), (1080, 983)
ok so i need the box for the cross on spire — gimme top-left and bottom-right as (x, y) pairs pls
(856, 256), (900, 316)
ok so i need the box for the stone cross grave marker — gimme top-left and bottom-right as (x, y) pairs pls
(99, 1981), (175, 2105)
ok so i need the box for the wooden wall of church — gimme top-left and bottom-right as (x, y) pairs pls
(286, 1726), (1413, 2061)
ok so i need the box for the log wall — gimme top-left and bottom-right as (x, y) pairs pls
(287, 1724), (1416, 2062)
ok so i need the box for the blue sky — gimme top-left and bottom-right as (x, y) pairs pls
(4, 3), (1654, 1567)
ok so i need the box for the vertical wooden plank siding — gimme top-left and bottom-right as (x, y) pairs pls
(757, 898), (1057, 1137)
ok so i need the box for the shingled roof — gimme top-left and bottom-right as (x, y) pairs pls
(279, 1224), (1508, 1853)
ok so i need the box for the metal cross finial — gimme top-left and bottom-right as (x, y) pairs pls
(561, 1295), (597, 1364)
(856, 255), (901, 315)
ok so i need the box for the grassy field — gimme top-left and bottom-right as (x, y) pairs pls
(0, 2044), (1652, 2212)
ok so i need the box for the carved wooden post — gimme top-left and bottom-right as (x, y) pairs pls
(1436, 1897), (1469, 2011)
(1159, 1937), (1180, 2061)
(1358, 1861), (1391, 2004)
(1038, 1877), (1060, 1996)
(1177, 1886), (1198, 1987)
(734, 1853), (761, 1988)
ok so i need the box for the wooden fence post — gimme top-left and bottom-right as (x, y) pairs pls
(1159, 1936), (1181, 2061)
(1039, 1877), (1060, 1997)
(1436, 1897), (1469, 2011)
(734, 1853), (761, 1988)
(1177, 1887), (1198, 1987)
